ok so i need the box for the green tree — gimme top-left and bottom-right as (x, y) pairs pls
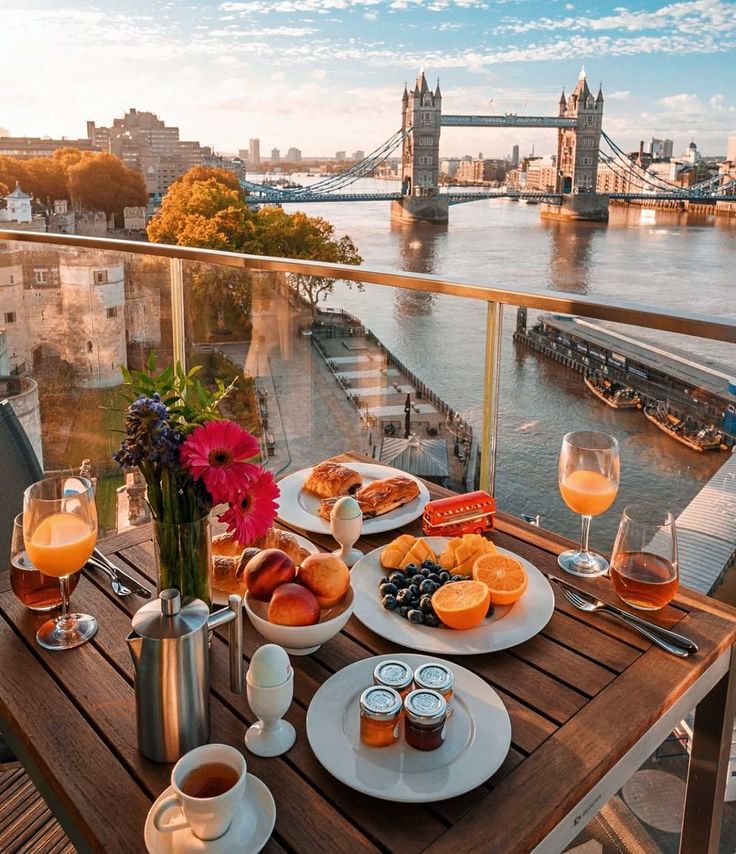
(67, 152), (147, 226)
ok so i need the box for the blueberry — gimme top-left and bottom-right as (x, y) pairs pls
(428, 573), (441, 584)
(380, 576), (390, 585)
(382, 595), (397, 610)
(407, 609), (425, 624)
(439, 571), (451, 583)
(405, 563), (418, 574)
(486, 604), (495, 618)
(410, 574), (424, 587)
(407, 583), (420, 598)
(451, 575), (465, 583)
(396, 588), (414, 606)
(421, 560), (434, 569)
(419, 579), (438, 595)
(379, 582), (398, 596)
(420, 568), (431, 578)
(419, 594), (434, 612)
(424, 613), (441, 628)
(389, 572), (407, 588)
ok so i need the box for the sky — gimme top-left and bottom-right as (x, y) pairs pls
(2, 0), (736, 159)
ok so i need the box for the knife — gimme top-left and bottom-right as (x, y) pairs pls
(548, 574), (698, 654)
(89, 548), (152, 598)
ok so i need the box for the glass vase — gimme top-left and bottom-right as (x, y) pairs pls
(152, 515), (212, 607)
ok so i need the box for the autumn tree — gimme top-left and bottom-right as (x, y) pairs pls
(67, 153), (147, 226)
(248, 208), (362, 316)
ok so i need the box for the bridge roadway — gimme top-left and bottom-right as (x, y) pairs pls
(242, 189), (563, 205)
(441, 115), (577, 128)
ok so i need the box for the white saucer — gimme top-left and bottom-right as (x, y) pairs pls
(144, 773), (276, 853)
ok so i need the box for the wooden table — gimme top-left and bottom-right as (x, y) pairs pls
(2, 453), (736, 854)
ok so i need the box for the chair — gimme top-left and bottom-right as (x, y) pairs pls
(0, 399), (43, 563)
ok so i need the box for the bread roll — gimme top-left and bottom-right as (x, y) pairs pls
(212, 530), (242, 557)
(210, 547), (259, 597)
(253, 527), (311, 565)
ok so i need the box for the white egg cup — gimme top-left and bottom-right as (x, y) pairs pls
(330, 502), (364, 568)
(244, 668), (296, 757)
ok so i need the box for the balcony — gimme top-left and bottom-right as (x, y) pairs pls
(1, 229), (736, 853)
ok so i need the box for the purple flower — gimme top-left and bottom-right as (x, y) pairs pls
(113, 394), (183, 470)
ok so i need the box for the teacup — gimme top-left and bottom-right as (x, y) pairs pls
(153, 743), (247, 841)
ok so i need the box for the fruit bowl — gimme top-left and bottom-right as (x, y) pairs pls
(244, 585), (355, 655)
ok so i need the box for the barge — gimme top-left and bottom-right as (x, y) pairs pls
(584, 372), (641, 410)
(514, 309), (736, 450)
(643, 404), (724, 452)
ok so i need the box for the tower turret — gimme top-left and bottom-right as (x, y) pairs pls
(399, 68), (442, 198)
(555, 68), (603, 193)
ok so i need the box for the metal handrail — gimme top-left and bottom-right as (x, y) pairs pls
(3, 229), (736, 343)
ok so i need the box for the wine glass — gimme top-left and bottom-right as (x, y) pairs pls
(10, 513), (78, 612)
(23, 475), (98, 650)
(558, 431), (620, 577)
(610, 504), (679, 610)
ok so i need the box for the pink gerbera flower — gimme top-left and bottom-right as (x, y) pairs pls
(219, 468), (280, 546)
(180, 420), (260, 504)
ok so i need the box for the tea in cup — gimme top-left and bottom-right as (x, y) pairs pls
(153, 743), (246, 840)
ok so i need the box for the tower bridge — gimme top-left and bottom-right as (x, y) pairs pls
(241, 68), (735, 223)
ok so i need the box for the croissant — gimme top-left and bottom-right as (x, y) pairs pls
(253, 527), (311, 564)
(212, 530), (243, 557)
(319, 475), (420, 520)
(303, 462), (362, 499)
(210, 547), (259, 597)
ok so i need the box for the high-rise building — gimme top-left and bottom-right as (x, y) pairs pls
(270, 148), (280, 162)
(726, 136), (736, 164)
(86, 109), (211, 195)
(248, 138), (260, 166)
(511, 145), (520, 167)
(335, 151), (346, 160)
(286, 147), (302, 163)
(650, 138), (674, 160)
(352, 150), (365, 161)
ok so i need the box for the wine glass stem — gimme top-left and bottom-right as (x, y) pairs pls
(579, 514), (592, 558)
(58, 575), (74, 632)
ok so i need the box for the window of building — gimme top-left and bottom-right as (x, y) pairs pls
(94, 270), (108, 285)
(4, 312), (16, 323)
(34, 269), (48, 285)
(106, 307), (118, 319)
(87, 341), (94, 353)
(9, 274), (14, 284)
(419, 136), (433, 146)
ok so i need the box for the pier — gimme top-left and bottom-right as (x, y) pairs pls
(513, 309), (736, 446)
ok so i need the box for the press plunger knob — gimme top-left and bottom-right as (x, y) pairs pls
(160, 588), (181, 616)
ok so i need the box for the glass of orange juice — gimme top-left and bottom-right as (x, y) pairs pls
(23, 475), (98, 651)
(558, 431), (620, 577)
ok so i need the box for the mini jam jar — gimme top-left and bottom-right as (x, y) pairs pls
(413, 662), (455, 715)
(359, 686), (402, 747)
(373, 660), (414, 700)
(404, 689), (448, 751)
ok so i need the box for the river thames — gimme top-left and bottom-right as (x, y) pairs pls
(290, 179), (736, 550)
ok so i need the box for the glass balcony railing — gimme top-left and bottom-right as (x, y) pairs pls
(2, 229), (735, 558)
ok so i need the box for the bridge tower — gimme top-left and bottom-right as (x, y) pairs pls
(542, 67), (608, 221)
(392, 71), (449, 224)
(555, 67), (604, 193)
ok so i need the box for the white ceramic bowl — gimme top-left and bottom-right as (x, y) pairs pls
(244, 585), (355, 655)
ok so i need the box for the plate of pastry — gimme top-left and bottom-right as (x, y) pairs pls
(352, 534), (554, 654)
(210, 526), (319, 604)
(275, 461), (430, 535)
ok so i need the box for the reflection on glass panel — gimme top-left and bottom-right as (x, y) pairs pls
(500, 305), (736, 556)
(182, 264), (486, 499)
(0, 240), (174, 534)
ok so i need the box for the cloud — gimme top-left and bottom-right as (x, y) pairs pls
(606, 90), (631, 100)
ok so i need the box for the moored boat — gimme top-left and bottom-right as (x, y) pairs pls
(643, 404), (724, 452)
(584, 373), (641, 410)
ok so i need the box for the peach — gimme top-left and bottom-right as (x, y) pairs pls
(267, 583), (320, 627)
(245, 549), (296, 601)
(297, 553), (350, 608)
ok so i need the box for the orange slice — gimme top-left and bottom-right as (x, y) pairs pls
(431, 581), (491, 630)
(472, 554), (528, 605)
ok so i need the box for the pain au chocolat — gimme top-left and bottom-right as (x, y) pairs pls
(318, 475), (420, 520)
(302, 461), (363, 499)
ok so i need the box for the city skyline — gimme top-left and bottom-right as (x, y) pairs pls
(3, 1), (736, 158)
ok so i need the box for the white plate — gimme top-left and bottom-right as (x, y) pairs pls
(212, 532), (319, 606)
(352, 537), (555, 655)
(306, 653), (511, 802)
(144, 773), (275, 854)
(276, 462), (430, 535)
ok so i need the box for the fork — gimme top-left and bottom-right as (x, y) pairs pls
(551, 577), (697, 657)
